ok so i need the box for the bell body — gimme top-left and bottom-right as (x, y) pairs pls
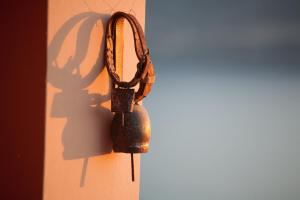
(111, 104), (151, 153)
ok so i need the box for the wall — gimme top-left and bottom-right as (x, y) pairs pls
(1, 1), (47, 200)
(44, 0), (145, 199)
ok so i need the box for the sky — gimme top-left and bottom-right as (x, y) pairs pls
(145, 0), (300, 72)
(140, 1), (300, 200)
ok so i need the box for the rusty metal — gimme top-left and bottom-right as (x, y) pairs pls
(111, 88), (135, 113)
(111, 104), (151, 153)
(131, 153), (135, 181)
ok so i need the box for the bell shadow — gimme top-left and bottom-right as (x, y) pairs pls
(47, 12), (112, 187)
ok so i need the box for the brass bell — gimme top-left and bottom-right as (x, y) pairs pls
(111, 104), (151, 153)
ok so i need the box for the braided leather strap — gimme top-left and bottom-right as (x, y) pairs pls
(105, 12), (155, 103)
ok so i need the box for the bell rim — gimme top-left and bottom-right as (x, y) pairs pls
(112, 145), (149, 153)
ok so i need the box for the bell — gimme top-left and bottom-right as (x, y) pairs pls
(105, 12), (156, 182)
(111, 104), (151, 153)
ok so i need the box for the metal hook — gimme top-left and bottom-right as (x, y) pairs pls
(128, 0), (137, 16)
(129, 9), (137, 17)
(83, 0), (93, 12)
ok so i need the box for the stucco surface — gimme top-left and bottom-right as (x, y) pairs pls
(44, 1), (145, 199)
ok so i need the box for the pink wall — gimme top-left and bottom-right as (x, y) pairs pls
(44, 0), (145, 199)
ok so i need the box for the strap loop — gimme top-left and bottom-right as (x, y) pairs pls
(105, 12), (155, 102)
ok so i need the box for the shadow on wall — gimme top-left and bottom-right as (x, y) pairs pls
(47, 12), (112, 186)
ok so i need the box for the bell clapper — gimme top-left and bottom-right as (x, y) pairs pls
(131, 153), (135, 182)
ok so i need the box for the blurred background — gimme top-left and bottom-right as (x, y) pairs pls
(141, 0), (300, 199)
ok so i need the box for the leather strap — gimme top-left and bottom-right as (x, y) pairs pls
(105, 12), (155, 103)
